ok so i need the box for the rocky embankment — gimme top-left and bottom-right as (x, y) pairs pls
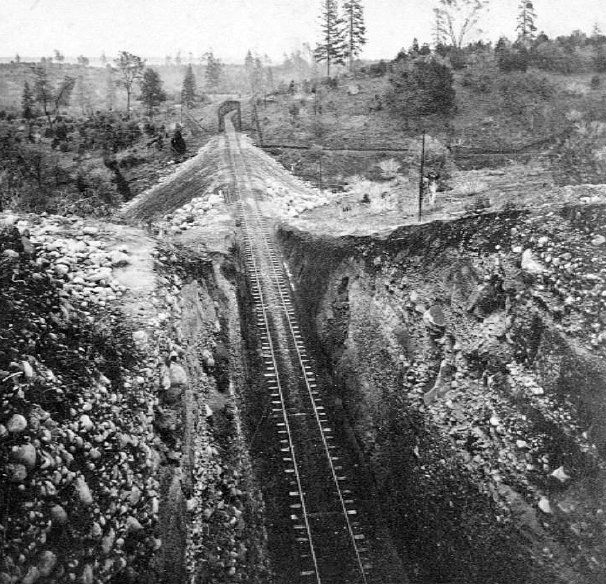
(0, 211), (268, 584)
(280, 202), (606, 584)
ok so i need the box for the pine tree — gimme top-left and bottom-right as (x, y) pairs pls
(22, 81), (35, 140)
(181, 64), (197, 108)
(517, 1), (537, 41)
(314, 0), (346, 77)
(244, 50), (255, 93)
(343, 0), (366, 73)
(204, 52), (223, 91)
(22, 81), (34, 119)
(139, 68), (167, 117)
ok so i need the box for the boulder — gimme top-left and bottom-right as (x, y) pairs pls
(37, 551), (57, 577)
(109, 251), (129, 267)
(126, 516), (143, 533)
(50, 505), (68, 525)
(7, 414), (27, 433)
(551, 466), (571, 483)
(12, 444), (37, 469)
(79, 414), (94, 432)
(75, 476), (93, 505)
(169, 363), (188, 386)
(21, 567), (40, 584)
(5, 462), (27, 482)
(81, 564), (94, 584)
(521, 249), (545, 275)
(538, 496), (552, 514)
(423, 305), (446, 333)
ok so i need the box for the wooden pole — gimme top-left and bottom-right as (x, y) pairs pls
(418, 130), (426, 222)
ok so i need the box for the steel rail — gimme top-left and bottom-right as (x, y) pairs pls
(224, 117), (369, 583)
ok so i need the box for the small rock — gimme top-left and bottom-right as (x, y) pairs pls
(91, 522), (103, 538)
(521, 249), (545, 275)
(538, 496), (552, 514)
(169, 363), (187, 386)
(5, 462), (27, 482)
(128, 486), (142, 505)
(50, 505), (68, 525)
(2, 249), (19, 260)
(12, 444), (37, 469)
(79, 414), (94, 432)
(109, 251), (129, 267)
(75, 476), (93, 505)
(54, 263), (70, 276)
(38, 550), (57, 577)
(516, 440), (529, 449)
(126, 516), (143, 533)
(101, 529), (115, 555)
(21, 567), (40, 584)
(132, 330), (148, 345)
(80, 564), (94, 584)
(551, 466), (571, 483)
(201, 349), (215, 368)
(83, 226), (99, 235)
(423, 305), (446, 332)
(591, 235), (605, 246)
(21, 361), (34, 378)
(7, 414), (27, 433)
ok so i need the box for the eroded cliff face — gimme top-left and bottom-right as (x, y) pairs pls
(280, 206), (606, 584)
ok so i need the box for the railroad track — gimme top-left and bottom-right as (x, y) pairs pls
(223, 118), (371, 584)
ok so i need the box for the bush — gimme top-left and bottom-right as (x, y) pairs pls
(497, 72), (555, 118)
(449, 48), (467, 71)
(591, 75), (602, 89)
(461, 54), (496, 94)
(386, 59), (456, 118)
(497, 47), (529, 72)
(595, 49), (606, 73)
(532, 41), (586, 74)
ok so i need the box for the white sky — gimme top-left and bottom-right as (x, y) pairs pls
(1, 0), (605, 63)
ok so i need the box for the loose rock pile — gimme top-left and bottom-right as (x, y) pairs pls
(0, 214), (187, 583)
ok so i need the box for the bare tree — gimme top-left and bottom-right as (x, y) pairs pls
(114, 51), (145, 114)
(32, 67), (75, 127)
(433, 0), (489, 48)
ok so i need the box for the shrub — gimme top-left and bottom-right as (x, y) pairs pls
(465, 195), (491, 213)
(449, 48), (467, 71)
(532, 41), (586, 74)
(497, 47), (529, 72)
(386, 59), (456, 119)
(595, 49), (606, 73)
(591, 75), (602, 89)
(497, 72), (555, 125)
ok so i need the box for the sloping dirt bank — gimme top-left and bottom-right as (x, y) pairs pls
(279, 204), (606, 584)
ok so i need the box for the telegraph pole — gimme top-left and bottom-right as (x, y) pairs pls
(418, 130), (426, 222)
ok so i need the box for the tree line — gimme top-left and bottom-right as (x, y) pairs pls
(17, 50), (228, 126)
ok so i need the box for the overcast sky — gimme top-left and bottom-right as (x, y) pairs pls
(1, 0), (605, 64)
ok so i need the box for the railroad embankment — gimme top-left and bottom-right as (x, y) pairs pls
(279, 203), (606, 584)
(0, 212), (270, 584)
